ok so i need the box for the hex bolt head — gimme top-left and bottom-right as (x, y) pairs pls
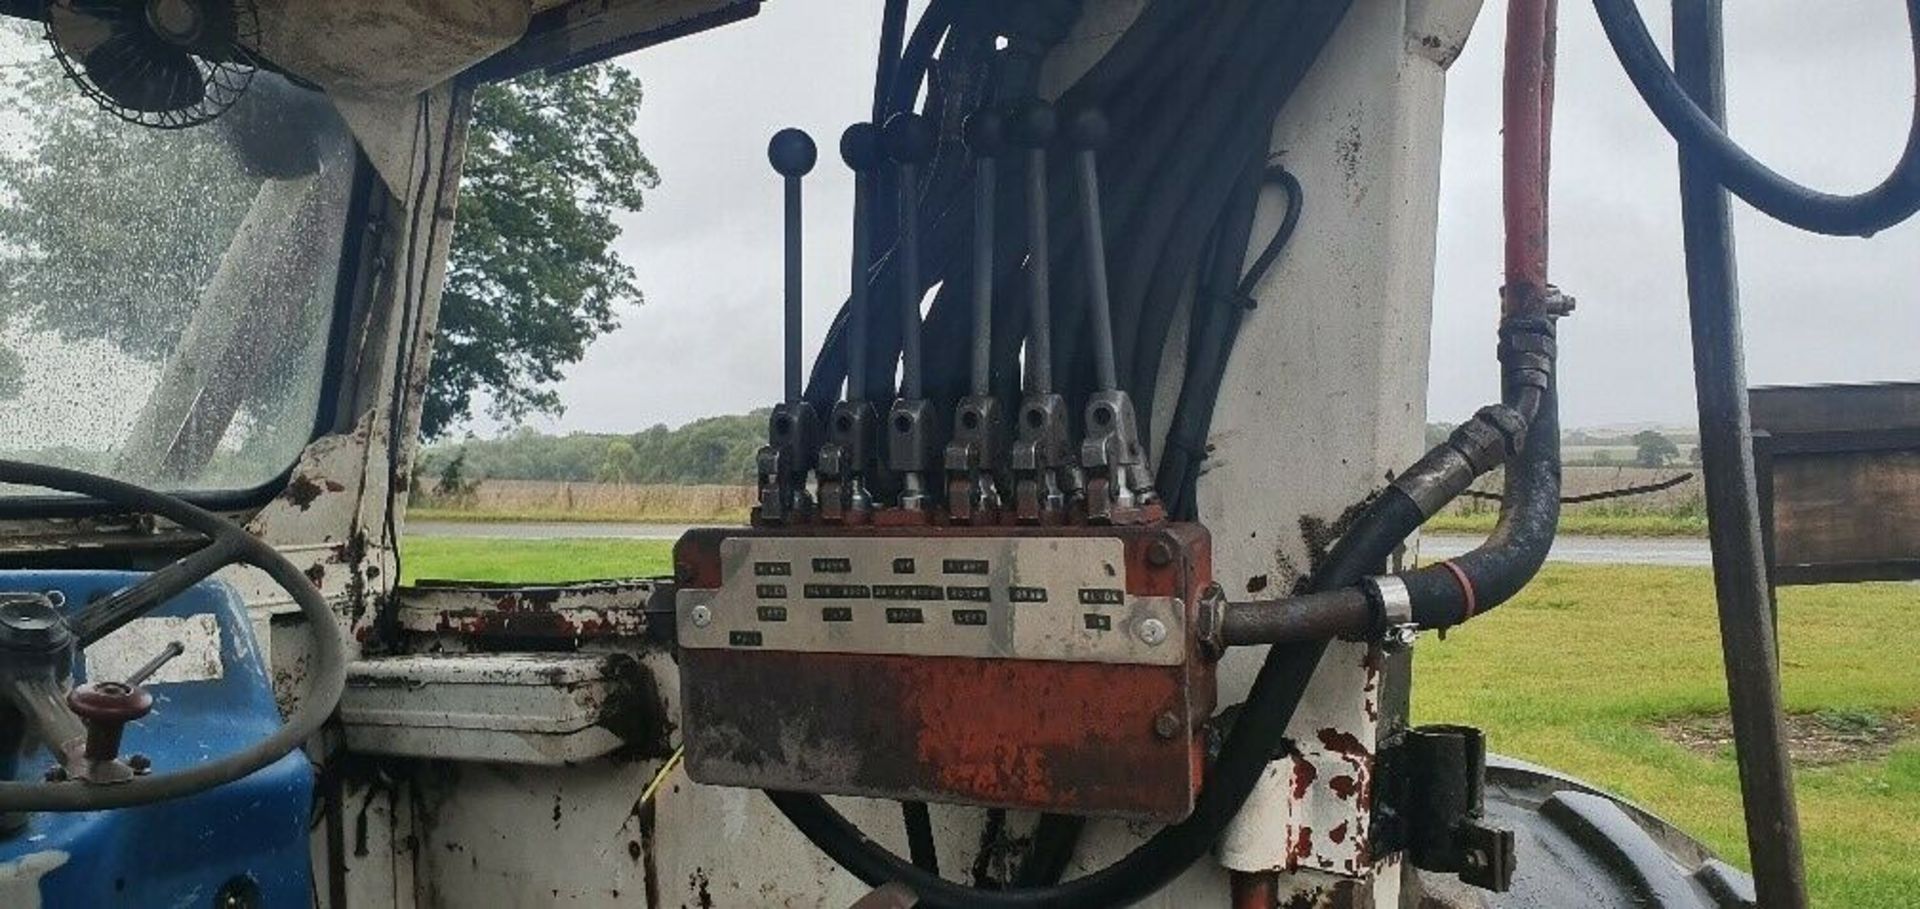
(1153, 711), (1181, 740)
(690, 605), (713, 628)
(1384, 625), (1418, 651)
(1145, 540), (1174, 568)
(1136, 617), (1168, 646)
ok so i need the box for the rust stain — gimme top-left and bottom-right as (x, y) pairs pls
(1328, 774), (1358, 801)
(1316, 728), (1370, 760)
(1328, 821), (1349, 844)
(285, 474), (326, 510)
(689, 868), (713, 909)
(1289, 825), (1314, 866)
(1290, 753), (1318, 798)
(1294, 494), (1377, 589)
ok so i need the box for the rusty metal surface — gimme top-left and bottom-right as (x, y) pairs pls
(676, 522), (1214, 821)
(395, 579), (659, 644)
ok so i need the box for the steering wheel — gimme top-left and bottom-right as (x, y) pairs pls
(0, 459), (347, 811)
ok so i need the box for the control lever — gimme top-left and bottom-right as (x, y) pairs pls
(945, 110), (1009, 524)
(1006, 100), (1072, 524)
(756, 128), (825, 524)
(881, 112), (942, 516)
(1066, 107), (1154, 522)
(818, 123), (885, 524)
(66, 640), (182, 781)
(124, 640), (186, 687)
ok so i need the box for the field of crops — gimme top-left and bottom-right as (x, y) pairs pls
(412, 478), (753, 523)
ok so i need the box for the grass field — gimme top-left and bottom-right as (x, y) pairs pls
(400, 536), (676, 583)
(398, 538), (1917, 906)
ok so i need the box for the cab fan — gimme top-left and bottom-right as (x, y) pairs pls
(44, 0), (259, 129)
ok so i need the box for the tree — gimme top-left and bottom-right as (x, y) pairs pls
(598, 439), (641, 484)
(425, 66), (658, 437)
(1633, 430), (1680, 468)
(0, 20), (655, 441)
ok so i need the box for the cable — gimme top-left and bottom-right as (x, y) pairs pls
(1592, 0), (1920, 237)
(903, 801), (939, 874)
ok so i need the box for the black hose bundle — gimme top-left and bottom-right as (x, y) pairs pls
(773, 3), (1358, 905)
(804, 0), (1328, 474)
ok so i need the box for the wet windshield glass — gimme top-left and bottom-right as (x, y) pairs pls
(0, 21), (354, 497)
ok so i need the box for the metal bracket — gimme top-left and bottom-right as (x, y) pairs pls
(1375, 723), (1515, 893)
(943, 394), (1007, 524)
(1079, 389), (1153, 523)
(757, 400), (823, 524)
(1010, 392), (1072, 523)
(1367, 575), (1417, 651)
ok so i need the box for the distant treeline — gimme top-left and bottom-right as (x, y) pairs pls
(419, 411), (766, 489)
(417, 415), (1698, 490)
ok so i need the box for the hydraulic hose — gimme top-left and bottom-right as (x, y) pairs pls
(1393, 381), (1560, 628)
(1593, 0), (1920, 237)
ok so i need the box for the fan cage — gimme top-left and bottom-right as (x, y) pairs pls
(43, 0), (261, 130)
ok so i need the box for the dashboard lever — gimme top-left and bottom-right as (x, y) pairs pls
(124, 640), (185, 687)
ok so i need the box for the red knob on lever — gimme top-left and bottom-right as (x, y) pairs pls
(67, 681), (154, 764)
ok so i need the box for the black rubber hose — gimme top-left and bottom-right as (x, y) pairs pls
(1015, 813), (1087, 886)
(874, 0), (910, 123)
(1592, 0), (1920, 237)
(1156, 163), (1303, 513)
(1395, 382), (1560, 628)
(1156, 163), (1263, 517)
(903, 801), (940, 874)
(889, 0), (957, 117)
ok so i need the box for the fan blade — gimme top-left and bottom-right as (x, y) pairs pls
(82, 32), (205, 113)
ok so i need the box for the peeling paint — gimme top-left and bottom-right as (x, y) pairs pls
(0, 850), (68, 909)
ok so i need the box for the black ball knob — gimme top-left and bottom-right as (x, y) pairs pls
(839, 122), (884, 172)
(963, 110), (1006, 157)
(1065, 107), (1109, 151)
(768, 128), (818, 177)
(881, 112), (938, 165)
(1009, 99), (1057, 149)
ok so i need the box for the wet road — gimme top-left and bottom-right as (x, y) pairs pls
(408, 521), (1713, 566)
(409, 520), (698, 540)
(1420, 533), (1711, 566)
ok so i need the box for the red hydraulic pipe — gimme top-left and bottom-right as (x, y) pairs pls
(1503, 0), (1558, 314)
(1229, 870), (1276, 909)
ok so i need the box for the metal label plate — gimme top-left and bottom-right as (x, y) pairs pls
(677, 536), (1183, 666)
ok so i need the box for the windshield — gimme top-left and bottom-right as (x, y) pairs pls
(0, 21), (355, 498)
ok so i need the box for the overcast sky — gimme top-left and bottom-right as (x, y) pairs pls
(487, 1), (1917, 436)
